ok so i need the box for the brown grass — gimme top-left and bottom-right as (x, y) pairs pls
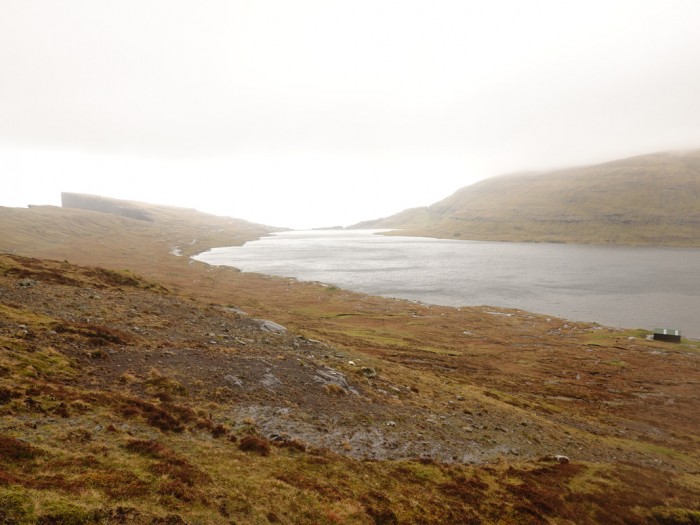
(0, 435), (42, 463)
(53, 322), (132, 346)
(118, 399), (185, 433)
(239, 436), (271, 456)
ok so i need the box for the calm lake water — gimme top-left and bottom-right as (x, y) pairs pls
(194, 230), (700, 339)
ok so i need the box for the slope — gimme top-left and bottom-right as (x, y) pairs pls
(359, 150), (700, 246)
(0, 198), (699, 523)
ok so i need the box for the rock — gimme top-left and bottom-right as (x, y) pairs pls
(224, 375), (244, 387)
(257, 320), (288, 334)
(361, 367), (377, 378)
(314, 367), (358, 395)
(554, 454), (570, 464)
(18, 279), (37, 288)
(260, 373), (282, 388)
(223, 306), (247, 316)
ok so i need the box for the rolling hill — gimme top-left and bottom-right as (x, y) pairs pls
(1, 193), (280, 265)
(356, 150), (700, 246)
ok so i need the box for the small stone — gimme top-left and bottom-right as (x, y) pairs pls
(361, 367), (377, 378)
(223, 306), (248, 316)
(224, 375), (244, 387)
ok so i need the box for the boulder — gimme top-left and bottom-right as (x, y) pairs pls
(257, 320), (287, 334)
(314, 367), (358, 395)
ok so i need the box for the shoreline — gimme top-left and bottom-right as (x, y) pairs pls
(193, 231), (700, 340)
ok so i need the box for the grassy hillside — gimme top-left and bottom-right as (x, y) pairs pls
(0, 198), (699, 523)
(1, 195), (278, 270)
(359, 150), (700, 246)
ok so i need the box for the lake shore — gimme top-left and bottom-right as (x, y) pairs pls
(195, 229), (700, 339)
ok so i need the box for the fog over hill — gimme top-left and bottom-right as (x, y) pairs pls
(356, 150), (700, 246)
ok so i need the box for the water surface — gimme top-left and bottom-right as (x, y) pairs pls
(194, 230), (700, 338)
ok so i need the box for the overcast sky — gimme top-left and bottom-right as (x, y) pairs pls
(2, 1), (700, 228)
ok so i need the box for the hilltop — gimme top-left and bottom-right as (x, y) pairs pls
(0, 196), (699, 523)
(356, 150), (700, 246)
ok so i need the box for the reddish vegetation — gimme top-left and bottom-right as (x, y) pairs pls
(0, 435), (42, 463)
(238, 435), (271, 456)
(54, 321), (133, 346)
(118, 399), (186, 433)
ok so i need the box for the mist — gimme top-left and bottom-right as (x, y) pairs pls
(2, 0), (700, 228)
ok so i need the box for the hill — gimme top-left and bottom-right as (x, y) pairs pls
(1, 194), (280, 269)
(0, 196), (699, 523)
(356, 150), (700, 246)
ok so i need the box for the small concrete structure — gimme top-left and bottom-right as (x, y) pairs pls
(653, 328), (681, 343)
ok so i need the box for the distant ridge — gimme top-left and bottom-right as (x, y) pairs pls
(0, 193), (281, 260)
(355, 150), (700, 246)
(62, 192), (155, 222)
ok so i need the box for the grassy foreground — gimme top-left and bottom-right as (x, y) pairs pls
(0, 200), (699, 524)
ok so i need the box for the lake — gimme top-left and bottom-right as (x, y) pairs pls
(194, 230), (700, 339)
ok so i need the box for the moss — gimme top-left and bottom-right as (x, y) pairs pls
(0, 487), (35, 524)
(396, 462), (448, 484)
(144, 371), (187, 398)
(18, 349), (77, 381)
(36, 502), (99, 525)
(0, 304), (55, 327)
(650, 508), (700, 525)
